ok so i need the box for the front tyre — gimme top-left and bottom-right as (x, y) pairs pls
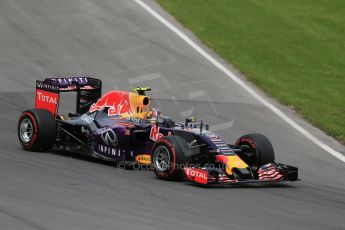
(152, 136), (192, 181)
(18, 109), (57, 152)
(235, 133), (275, 172)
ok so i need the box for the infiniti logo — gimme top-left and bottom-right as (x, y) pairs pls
(101, 129), (118, 147)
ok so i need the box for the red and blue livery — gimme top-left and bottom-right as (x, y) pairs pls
(18, 77), (298, 186)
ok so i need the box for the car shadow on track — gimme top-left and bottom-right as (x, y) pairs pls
(186, 182), (298, 189)
(49, 149), (299, 189)
(49, 149), (117, 168)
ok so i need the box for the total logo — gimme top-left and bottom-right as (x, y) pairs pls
(36, 91), (58, 104)
(184, 167), (208, 184)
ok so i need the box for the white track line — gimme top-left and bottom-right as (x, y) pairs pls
(134, 0), (345, 163)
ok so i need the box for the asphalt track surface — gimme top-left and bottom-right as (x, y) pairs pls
(0, 0), (344, 229)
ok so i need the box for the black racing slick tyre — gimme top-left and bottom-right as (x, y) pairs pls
(235, 133), (275, 172)
(18, 109), (57, 152)
(152, 136), (193, 181)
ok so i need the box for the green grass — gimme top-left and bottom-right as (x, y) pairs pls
(157, 0), (345, 143)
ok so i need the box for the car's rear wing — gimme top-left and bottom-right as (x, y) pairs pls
(35, 77), (102, 116)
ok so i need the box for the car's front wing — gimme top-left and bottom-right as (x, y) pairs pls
(183, 163), (299, 186)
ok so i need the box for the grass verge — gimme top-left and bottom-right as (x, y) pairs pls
(157, 0), (345, 143)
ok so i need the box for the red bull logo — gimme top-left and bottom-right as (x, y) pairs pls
(89, 90), (150, 116)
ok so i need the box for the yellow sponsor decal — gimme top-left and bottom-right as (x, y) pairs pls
(225, 155), (249, 175)
(135, 154), (151, 164)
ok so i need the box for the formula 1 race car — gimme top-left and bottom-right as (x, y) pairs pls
(18, 77), (298, 186)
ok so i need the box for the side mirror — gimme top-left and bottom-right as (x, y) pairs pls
(185, 116), (197, 123)
(185, 116), (197, 128)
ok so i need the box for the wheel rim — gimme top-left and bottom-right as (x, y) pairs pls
(19, 118), (34, 143)
(154, 146), (171, 172)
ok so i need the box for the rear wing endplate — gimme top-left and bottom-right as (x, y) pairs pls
(35, 77), (102, 116)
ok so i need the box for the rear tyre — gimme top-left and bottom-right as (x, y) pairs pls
(235, 133), (275, 172)
(18, 109), (57, 152)
(152, 136), (192, 181)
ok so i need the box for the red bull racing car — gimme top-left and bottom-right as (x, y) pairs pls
(17, 77), (298, 186)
